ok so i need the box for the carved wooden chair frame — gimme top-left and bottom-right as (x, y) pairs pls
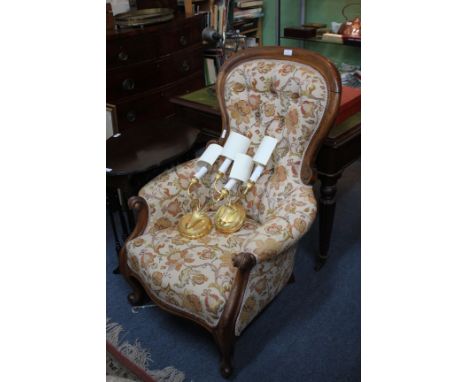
(118, 47), (341, 378)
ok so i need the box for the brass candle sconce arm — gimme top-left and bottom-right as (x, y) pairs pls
(178, 176), (213, 239)
(213, 179), (256, 234)
(214, 186), (246, 234)
(186, 177), (201, 209)
(213, 187), (230, 203)
(178, 172), (233, 239)
(213, 171), (226, 197)
(186, 177), (199, 198)
(241, 180), (255, 197)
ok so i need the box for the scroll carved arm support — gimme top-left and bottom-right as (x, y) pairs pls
(118, 196), (149, 278)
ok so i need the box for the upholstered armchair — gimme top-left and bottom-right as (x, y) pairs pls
(119, 47), (341, 377)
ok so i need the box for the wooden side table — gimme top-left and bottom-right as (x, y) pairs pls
(315, 111), (360, 269)
(171, 86), (360, 269)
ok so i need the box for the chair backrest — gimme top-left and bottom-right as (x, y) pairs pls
(216, 47), (341, 186)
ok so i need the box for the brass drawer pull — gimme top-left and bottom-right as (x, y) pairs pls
(118, 51), (128, 61)
(179, 35), (188, 46)
(126, 111), (136, 122)
(181, 60), (190, 73)
(122, 78), (135, 90)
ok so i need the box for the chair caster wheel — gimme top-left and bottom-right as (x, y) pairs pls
(315, 255), (327, 271)
(127, 292), (142, 306)
(220, 363), (233, 379)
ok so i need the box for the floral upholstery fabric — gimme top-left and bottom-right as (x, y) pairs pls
(127, 213), (260, 327)
(235, 244), (297, 335)
(139, 159), (230, 234)
(127, 58), (329, 333)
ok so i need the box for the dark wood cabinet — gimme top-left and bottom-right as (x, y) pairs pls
(114, 72), (204, 131)
(107, 13), (205, 132)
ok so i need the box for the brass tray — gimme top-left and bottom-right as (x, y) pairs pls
(115, 8), (174, 27)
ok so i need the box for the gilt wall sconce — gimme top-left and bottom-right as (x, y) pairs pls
(178, 143), (223, 239)
(214, 136), (278, 234)
(177, 134), (278, 239)
(214, 153), (254, 234)
(178, 132), (251, 239)
(215, 131), (251, 189)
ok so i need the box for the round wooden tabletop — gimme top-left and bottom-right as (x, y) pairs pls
(106, 117), (200, 177)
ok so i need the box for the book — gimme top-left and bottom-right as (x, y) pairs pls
(237, 1), (263, 8)
(233, 19), (257, 32)
(205, 53), (222, 72)
(204, 57), (217, 85)
(233, 7), (262, 20)
(212, 3), (227, 34)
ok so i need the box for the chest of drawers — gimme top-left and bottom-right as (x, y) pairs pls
(106, 13), (205, 132)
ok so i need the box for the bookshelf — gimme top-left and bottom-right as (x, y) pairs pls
(281, 34), (360, 48)
(232, 15), (263, 47)
(183, 0), (263, 46)
(184, 0), (212, 17)
(183, 0), (264, 86)
(233, 0), (263, 47)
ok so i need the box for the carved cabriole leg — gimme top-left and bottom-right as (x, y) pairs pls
(118, 196), (149, 306)
(213, 252), (256, 378)
(123, 277), (143, 306)
(317, 172), (343, 271)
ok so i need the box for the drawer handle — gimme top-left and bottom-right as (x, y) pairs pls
(181, 60), (190, 73)
(126, 111), (136, 122)
(179, 35), (188, 46)
(122, 78), (135, 91)
(118, 51), (128, 61)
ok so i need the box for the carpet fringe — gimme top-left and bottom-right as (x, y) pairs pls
(107, 318), (185, 382)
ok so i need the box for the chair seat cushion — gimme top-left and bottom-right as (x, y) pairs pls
(126, 213), (260, 327)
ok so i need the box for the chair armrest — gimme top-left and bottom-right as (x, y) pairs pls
(138, 159), (201, 232)
(241, 184), (317, 262)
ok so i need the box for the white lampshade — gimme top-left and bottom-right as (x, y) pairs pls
(221, 132), (251, 160)
(198, 144), (223, 167)
(194, 144), (223, 179)
(229, 153), (254, 182)
(253, 136), (278, 166)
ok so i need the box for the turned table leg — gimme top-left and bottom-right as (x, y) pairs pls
(316, 171), (342, 270)
(107, 192), (123, 274)
(108, 196), (122, 274)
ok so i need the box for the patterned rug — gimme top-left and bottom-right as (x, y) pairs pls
(106, 318), (186, 382)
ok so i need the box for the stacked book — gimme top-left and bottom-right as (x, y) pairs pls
(201, 0), (264, 85)
(233, 0), (263, 21)
(204, 48), (223, 86)
(211, 1), (228, 35)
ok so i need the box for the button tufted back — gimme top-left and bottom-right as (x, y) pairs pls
(224, 59), (329, 179)
(215, 48), (341, 223)
(137, 49), (340, 231)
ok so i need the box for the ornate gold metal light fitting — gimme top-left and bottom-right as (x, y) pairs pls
(214, 153), (254, 234)
(213, 131), (251, 192)
(178, 132), (251, 239)
(178, 144), (223, 239)
(214, 136), (278, 234)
